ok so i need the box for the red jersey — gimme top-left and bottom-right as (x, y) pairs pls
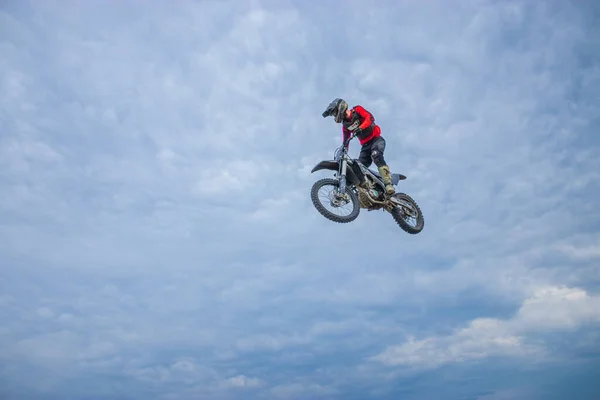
(342, 105), (381, 146)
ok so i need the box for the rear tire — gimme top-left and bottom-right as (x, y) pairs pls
(391, 193), (424, 234)
(310, 178), (360, 223)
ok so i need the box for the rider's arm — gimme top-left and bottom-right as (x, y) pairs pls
(342, 126), (351, 148)
(354, 105), (375, 130)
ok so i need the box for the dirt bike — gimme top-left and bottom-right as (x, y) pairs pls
(309, 132), (424, 234)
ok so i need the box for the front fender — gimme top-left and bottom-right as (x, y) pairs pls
(310, 160), (339, 173)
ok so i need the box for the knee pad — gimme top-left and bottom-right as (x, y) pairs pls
(371, 149), (386, 167)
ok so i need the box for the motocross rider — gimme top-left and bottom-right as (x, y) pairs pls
(322, 98), (395, 195)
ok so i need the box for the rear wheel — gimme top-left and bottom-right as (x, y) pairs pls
(310, 178), (360, 223)
(391, 193), (424, 234)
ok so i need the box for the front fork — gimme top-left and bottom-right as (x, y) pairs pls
(338, 156), (348, 193)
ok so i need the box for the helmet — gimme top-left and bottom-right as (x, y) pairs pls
(322, 98), (348, 123)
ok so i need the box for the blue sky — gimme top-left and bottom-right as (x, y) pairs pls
(1, 0), (600, 399)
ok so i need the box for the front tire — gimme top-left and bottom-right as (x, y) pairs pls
(391, 193), (424, 234)
(310, 178), (360, 223)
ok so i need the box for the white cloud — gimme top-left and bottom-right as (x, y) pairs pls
(373, 285), (600, 368)
(223, 374), (265, 389)
(514, 286), (600, 331)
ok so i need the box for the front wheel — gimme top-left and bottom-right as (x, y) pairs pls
(391, 193), (424, 234)
(310, 178), (360, 223)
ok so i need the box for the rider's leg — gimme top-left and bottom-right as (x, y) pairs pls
(358, 144), (372, 167)
(371, 137), (395, 195)
(356, 143), (373, 188)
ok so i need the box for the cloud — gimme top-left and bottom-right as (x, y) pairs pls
(1, 0), (599, 399)
(222, 374), (265, 389)
(373, 285), (600, 368)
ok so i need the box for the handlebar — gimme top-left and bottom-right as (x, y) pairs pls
(334, 132), (358, 161)
(343, 131), (357, 147)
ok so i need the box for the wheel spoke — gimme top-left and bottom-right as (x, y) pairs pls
(310, 178), (360, 224)
(316, 185), (354, 217)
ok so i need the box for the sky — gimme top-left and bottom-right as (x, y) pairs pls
(1, 0), (600, 399)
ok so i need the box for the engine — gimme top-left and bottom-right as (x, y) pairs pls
(356, 186), (373, 208)
(356, 184), (383, 209)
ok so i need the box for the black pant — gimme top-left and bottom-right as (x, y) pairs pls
(358, 136), (387, 168)
(349, 136), (388, 185)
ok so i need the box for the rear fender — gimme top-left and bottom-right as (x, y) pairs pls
(311, 160), (339, 173)
(391, 173), (407, 185)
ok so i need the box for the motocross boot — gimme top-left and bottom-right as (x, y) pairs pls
(378, 165), (396, 195)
